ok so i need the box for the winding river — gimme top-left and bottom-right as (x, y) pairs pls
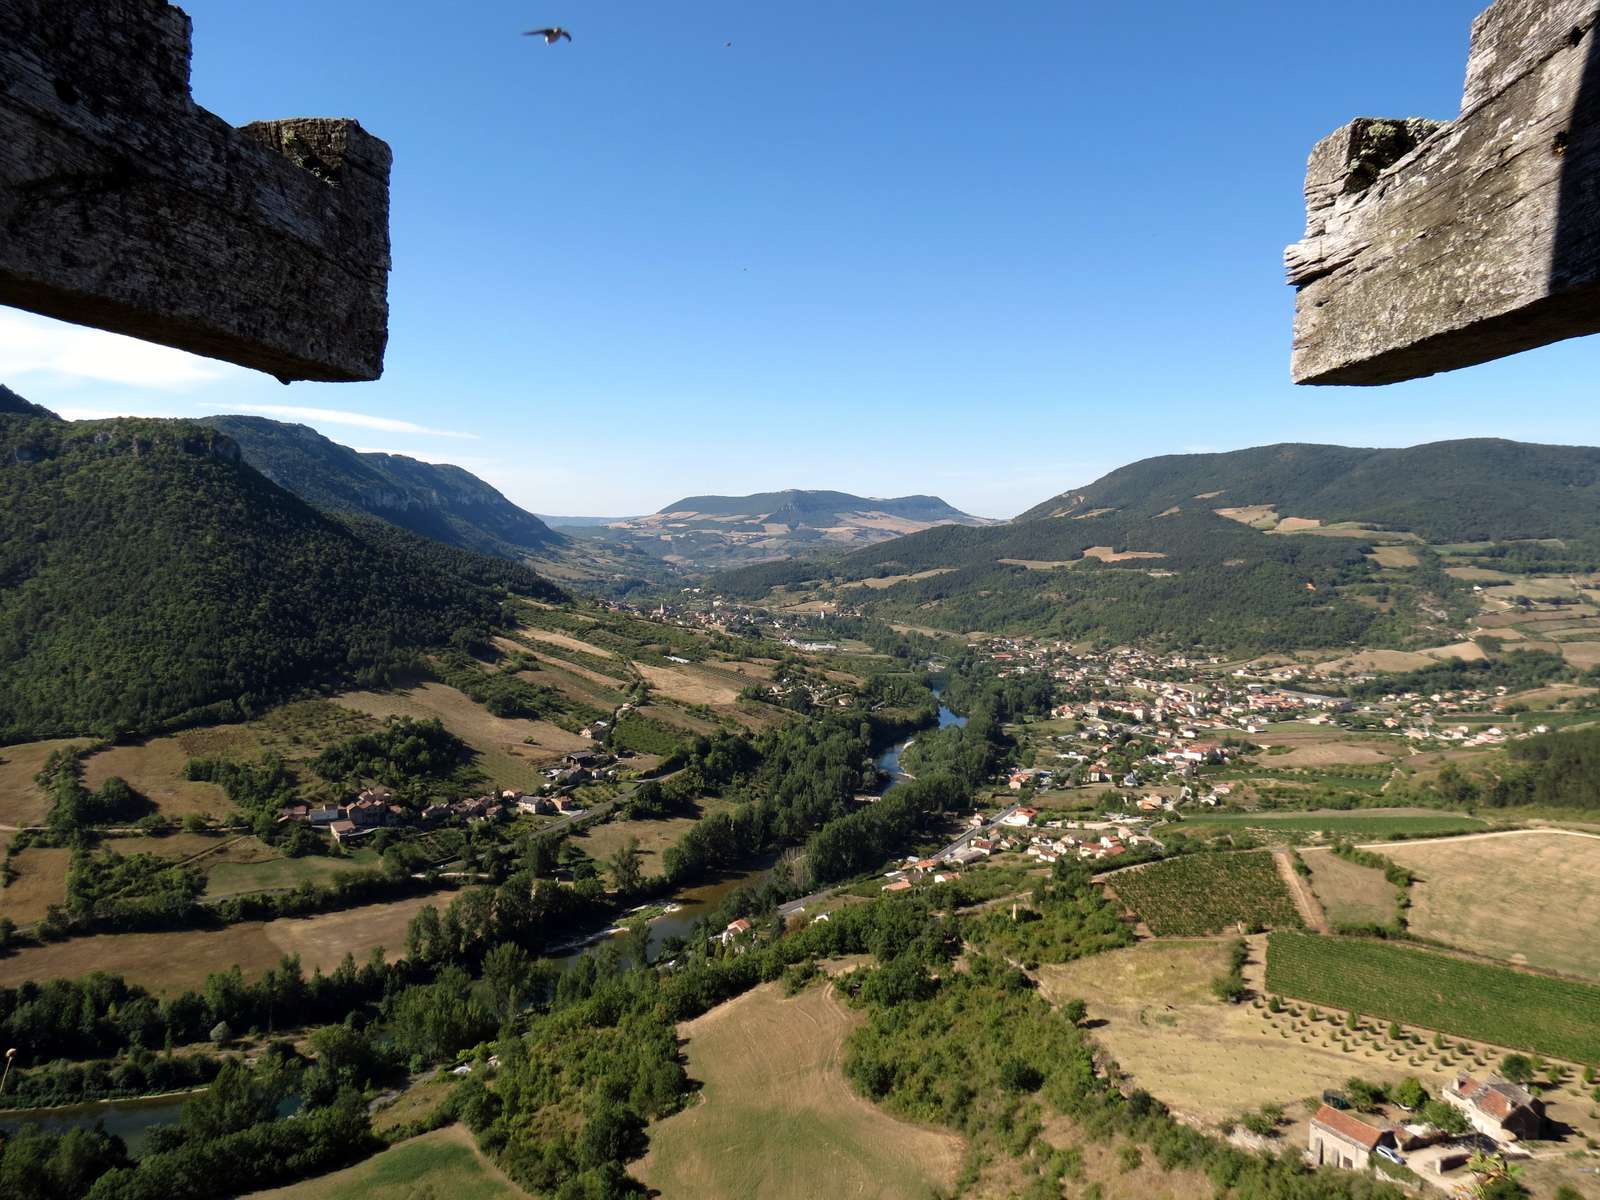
(7, 701), (972, 1143)
(874, 701), (969, 787)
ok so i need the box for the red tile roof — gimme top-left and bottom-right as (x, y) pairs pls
(1312, 1106), (1387, 1150)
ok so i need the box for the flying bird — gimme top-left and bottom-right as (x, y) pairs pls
(525, 27), (572, 43)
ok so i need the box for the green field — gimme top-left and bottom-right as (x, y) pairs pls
(1176, 810), (1485, 838)
(1108, 851), (1302, 937)
(1265, 933), (1600, 1063)
(205, 851), (380, 899)
(243, 1127), (525, 1200)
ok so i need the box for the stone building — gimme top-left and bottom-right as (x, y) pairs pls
(1308, 1104), (1393, 1171)
(1443, 1073), (1545, 1143)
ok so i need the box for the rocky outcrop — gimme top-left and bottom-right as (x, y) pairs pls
(1286, 0), (1600, 385)
(0, 0), (391, 383)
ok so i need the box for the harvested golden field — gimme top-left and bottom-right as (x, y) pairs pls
(1300, 848), (1396, 928)
(1510, 682), (1600, 706)
(1275, 516), (1323, 532)
(1081, 545), (1166, 562)
(242, 1125), (529, 1200)
(336, 683), (587, 783)
(839, 568), (956, 588)
(0, 846), (71, 924)
(1215, 505), (1279, 528)
(1036, 939), (1420, 1126)
(1561, 641), (1600, 669)
(1421, 641), (1486, 662)
(995, 558), (1075, 570)
(0, 892), (440, 992)
(1313, 648), (1437, 674)
(75, 703), (377, 821)
(0, 737), (94, 827)
(1248, 726), (1402, 766)
(1380, 830), (1600, 981)
(635, 982), (963, 1200)
(1370, 546), (1420, 569)
(83, 740), (230, 821)
(637, 661), (745, 707)
(526, 648), (628, 687)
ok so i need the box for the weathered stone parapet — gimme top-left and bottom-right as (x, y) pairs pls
(0, 0), (391, 382)
(1286, 0), (1600, 385)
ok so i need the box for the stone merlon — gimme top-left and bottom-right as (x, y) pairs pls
(1286, 0), (1600, 385)
(0, 0), (391, 382)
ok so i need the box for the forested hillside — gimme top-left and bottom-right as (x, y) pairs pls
(1017, 439), (1600, 541)
(0, 384), (58, 420)
(713, 509), (1425, 652)
(0, 411), (560, 741)
(203, 416), (565, 560)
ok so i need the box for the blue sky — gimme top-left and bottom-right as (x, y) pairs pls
(7, 0), (1599, 517)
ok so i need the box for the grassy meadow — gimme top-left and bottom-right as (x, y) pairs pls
(635, 982), (963, 1200)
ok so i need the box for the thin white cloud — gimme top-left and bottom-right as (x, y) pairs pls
(52, 404), (181, 421)
(0, 309), (234, 388)
(231, 403), (478, 440)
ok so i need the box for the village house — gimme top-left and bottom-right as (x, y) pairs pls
(1442, 1074), (1544, 1143)
(1308, 1104), (1395, 1171)
(999, 807), (1037, 827)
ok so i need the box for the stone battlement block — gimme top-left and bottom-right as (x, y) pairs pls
(0, 0), (391, 382)
(1286, 0), (1600, 385)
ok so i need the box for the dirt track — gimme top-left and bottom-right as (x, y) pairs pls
(1272, 849), (1329, 933)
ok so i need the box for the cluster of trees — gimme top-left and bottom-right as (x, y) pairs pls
(64, 849), (206, 928)
(0, 1125), (129, 1200)
(1425, 724), (1600, 812)
(0, 1047), (221, 1112)
(962, 860), (1138, 969)
(805, 774), (966, 883)
(84, 1059), (376, 1200)
(311, 716), (471, 789)
(36, 748), (150, 841)
(0, 952), (394, 1066)
(660, 712), (875, 885)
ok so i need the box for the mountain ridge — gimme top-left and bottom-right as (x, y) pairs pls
(1016, 438), (1600, 542)
(0, 398), (559, 741)
(711, 436), (1600, 652)
(203, 415), (565, 561)
(571, 487), (995, 572)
